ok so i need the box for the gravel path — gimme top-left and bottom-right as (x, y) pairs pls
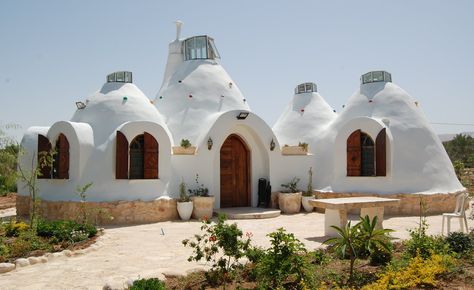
(0, 212), (472, 289)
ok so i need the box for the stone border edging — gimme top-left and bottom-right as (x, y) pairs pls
(0, 231), (106, 274)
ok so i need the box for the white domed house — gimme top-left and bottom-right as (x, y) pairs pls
(272, 82), (337, 188)
(17, 71), (176, 224)
(314, 71), (465, 214)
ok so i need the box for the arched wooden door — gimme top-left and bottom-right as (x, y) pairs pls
(220, 134), (250, 208)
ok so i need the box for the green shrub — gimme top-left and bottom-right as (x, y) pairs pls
(447, 232), (473, 254)
(130, 278), (165, 290)
(404, 231), (449, 259)
(255, 228), (313, 289)
(369, 243), (393, 266)
(311, 248), (330, 265)
(0, 239), (10, 259)
(9, 237), (31, 257)
(5, 221), (29, 237)
(36, 220), (97, 243)
(246, 245), (265, 263)
(180, 139), (191, 148)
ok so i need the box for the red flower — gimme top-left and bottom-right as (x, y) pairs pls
(209, 235), (217, 242)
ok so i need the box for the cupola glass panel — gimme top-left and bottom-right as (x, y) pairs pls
(107, 71), (133, 83)
(295, 82), (317, 94)
(184, 36), (220, 60)
(361, 71), (391, 84)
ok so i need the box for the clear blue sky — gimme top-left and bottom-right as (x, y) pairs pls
(1, 0), (473, 141)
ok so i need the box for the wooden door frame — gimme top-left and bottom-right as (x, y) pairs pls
(220, 134), (252, 207)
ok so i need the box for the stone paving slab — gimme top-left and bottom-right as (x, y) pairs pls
(0, 212), (472, 289)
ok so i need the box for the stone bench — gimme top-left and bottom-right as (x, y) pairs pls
(309, 196), (400, 236)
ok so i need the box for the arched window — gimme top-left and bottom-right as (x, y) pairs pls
(37, 134), (52, 179)
(129, 135), (144, 179)
(115, 131), (159, 180)
(361, 133), (375, 176)
(347, 129), (386, 177)
(37, 133), (69, 179)
(52, 134), (70, 179)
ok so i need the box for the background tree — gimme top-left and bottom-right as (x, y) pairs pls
(443, 134), (474, 168)
(0, 124), (20, 196)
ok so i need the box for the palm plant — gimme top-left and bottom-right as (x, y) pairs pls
(324, 215), (394, 282)
(323, 220), (361, 281)
(358, 215), (394, 256)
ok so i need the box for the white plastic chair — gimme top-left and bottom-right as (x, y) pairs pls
(441, 192), (469, 235)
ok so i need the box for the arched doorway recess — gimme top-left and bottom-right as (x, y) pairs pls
(220, 134), (250, 207)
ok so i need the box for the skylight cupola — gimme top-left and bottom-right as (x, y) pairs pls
(184, 35), (220, 60)
(107, 71), (133, 83)
(360, 71), (392, 84)
(295, 82), (317, 94)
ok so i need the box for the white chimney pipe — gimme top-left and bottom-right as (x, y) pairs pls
(175, 20), (183, 40)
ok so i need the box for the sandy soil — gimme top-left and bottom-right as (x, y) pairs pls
(0, 211), (472, 290)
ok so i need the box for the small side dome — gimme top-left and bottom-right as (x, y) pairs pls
(183, 35), (220, 60)
(360, 71), (392, 85)
(295, 82), (317, 94)
(107, 71), (133, 83)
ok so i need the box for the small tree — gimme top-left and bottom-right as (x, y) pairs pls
(75, 182), (94, 224)
(17, 148), (54, 228)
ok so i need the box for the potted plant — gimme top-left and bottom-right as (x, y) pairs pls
(281, 142), (309, 155)
(173, 138), (196, 155)
(301, 167), (315, 212)
(176, 179), (193, 221)
(189, 174), (215, 219)
(278, 177), (302, 214)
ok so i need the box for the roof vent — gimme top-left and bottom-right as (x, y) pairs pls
(107, 71), (133, 83)
(295, 82), (317, 94)
(361, 71), (391, 85)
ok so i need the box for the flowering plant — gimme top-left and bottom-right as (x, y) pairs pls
(182, 214), (252, 286)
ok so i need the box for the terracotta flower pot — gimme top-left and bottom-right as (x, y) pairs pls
(278, 192), (302, 214)
(177, 201), (193, 221)
(281, 146), (308, 155)
(172, 146), (196, 155)
(190, 196), (215, 219)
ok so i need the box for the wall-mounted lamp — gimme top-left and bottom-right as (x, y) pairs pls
(207, 137), (213, 150)
(75, 101), (86, 109)
(270, 139), (275, 151)
(237, 112), (249, 120)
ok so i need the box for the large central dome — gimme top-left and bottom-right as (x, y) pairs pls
(156, 28), (250, 145)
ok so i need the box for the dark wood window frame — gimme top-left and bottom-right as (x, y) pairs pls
(37, 133), (69, 179)
(346, 128), (386, 177)
(115, 131), (159, 180)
